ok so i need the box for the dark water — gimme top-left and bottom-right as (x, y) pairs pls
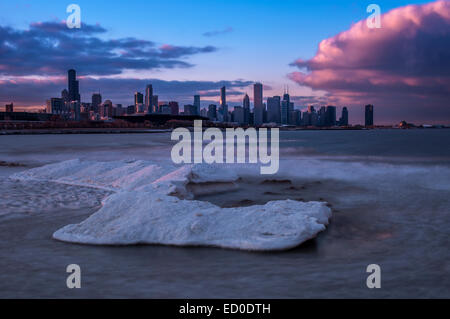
(0, 129), (449, 298)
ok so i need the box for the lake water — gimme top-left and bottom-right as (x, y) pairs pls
(0, 129), (449, 298)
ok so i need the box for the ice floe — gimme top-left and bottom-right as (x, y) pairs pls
(11, 159), (332, 251)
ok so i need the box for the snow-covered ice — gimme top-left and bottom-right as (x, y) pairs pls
(11, 159), (332, 251)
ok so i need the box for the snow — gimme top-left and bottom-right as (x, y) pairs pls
(11, 159), (332, 251)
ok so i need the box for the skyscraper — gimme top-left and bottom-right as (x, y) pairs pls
(145, 84), (153, 114)
(194, 95), (200, 116)
(281, 92), (290, 124)
(134, 92), (143, 105)
(325, 106), (337, 126)
(46, 98), (64, 114)
(233, 106), (245, 124)
(365, 104), (374, 126)
(253, 82), (263, 126)
(67, 69), (80, 102)
(243, 93), (250, 125)
(208, 104), (217, 121)
(134, 92), (144, 113)
(220, 86), (228, 122)
(92, 93), (102, 114)
(152, 95), (159, 113)
(267, 96), (281, 123)
(340, 107), (349, 126)
(281, 101), (289, 125)
(61, 89), (69, 103)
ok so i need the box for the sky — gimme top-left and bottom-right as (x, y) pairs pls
(0, 0), (449, 124)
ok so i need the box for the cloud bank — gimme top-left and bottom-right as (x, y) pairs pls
(289, 0), (450, 124)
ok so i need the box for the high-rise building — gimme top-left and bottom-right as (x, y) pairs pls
(318, 106), (327, 126)
(233, 106), (245, 124)
(92, 93), (102, 113)
(253, 82), (264, 126)
(325, 106), (337, 126)
(68, 69), (80, 102)
(134, 92), (144, 113)
(46, 98), (64, 114)
(340, 107), (349, 126)
(302, 111), (310, 126)
(169, 101), (179, 115)
(183, 104), (196, 115)
(207, 104), (217, 121)
(126, 105), (135, 115)
(145, 85), (153, 113)
(220, 86), (228, 122)
(61, 89), (69, 103)
(365, 104), (374, 126)
(281, 92), (290, 124)
(152, 95), (159, 113)
(69, 101), (81, 121)
(101, 100), (113, 118)
(194, 95), (201, 115)
(243, 93), (250, 125)
(267, 96), (281, 123)
(281, 101), (289, 125)
(5, 103), (13, 112)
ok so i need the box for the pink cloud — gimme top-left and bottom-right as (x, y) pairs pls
(289, 0), (450, 124)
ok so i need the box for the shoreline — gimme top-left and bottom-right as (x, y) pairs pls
(1, 126), (448, 135)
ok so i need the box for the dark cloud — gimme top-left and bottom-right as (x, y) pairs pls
(203, 27), (233, 37)
(0, 21), (217, 77)
(289, 0), (450, 124)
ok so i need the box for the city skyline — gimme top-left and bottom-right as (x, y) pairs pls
(0, 0), (449, 124)
(41, 68), (361, 127)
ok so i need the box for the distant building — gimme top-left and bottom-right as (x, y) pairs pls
(207, 104), (217, 121)
(281, 100), (289, 125)
(183, 104), (197, 115)
(61, 89), (69, 103)
(160, 104), (171, 114)
(68, 69), (80, 102)
(46, 98), (64, 114)
(101, 100), (113, 118)
(267, 96), (281, 124)
(145, 84), (153, 114)
(152, 95), (159, 113)
(194, 95), (200, 115)
(5, 103), (13, 112)
(233, 106), (245, 124)
(365, 104), (374, 126)
(302, 111), (310, 126)
(243, 93), (250, 125)
(318, 106), (326, 126)
(339, 107), (349, 126)
(220, 86), (228, 122)
(126, 105), (135, 115)
(169, 101), (179, 115)
(69, 101), (81, 121)
(253, 82), (264, 126)
(325, 106), (337, 126)
(281, 92), (290, 124)
(134, 92), (144, 113)
(92, 93), (102, 113)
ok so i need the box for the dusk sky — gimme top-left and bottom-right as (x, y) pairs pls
(0, 0), (449, 124)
